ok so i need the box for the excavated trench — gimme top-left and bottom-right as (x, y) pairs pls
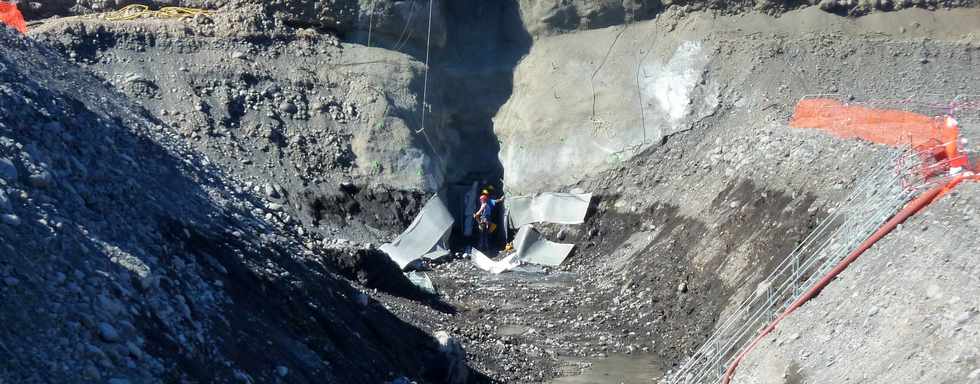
(395, 7), (980, 381)
(13, 2), (980, 383)
(234, 5), (978, 383)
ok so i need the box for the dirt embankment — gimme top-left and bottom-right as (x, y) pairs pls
(30, 14), (444, 245)
(399, 7), (980, 382)
(497, 7), (980, 194)
(0, 27), (470, 384)
(7, 1), (980, 383)
(732, 183), (980, 384)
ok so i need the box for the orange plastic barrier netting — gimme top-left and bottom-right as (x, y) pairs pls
(0, 1), (26, 34)
(790, 98), (947, 148)
(791, 98), (971, 172)
(721, 171), (980, 384)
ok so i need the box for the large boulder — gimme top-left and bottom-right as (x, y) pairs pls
(495, 23), (718, 194)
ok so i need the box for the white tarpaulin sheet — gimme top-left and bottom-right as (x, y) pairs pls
(470, 248), (521, 274)
(379, 195), (454, 270)
(405, 271), (437, 294)
(512, 225), (575, 267)
(507, 193), (592, 228)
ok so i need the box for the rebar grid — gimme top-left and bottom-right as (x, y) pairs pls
(666, 95), (979, 384)
(667, 149), (922, 384)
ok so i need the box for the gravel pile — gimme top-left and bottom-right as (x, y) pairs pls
(0, 27), (466, 384)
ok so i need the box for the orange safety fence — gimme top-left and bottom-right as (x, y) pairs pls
(790, 98), (947, 147)
(722, 170), (980, 384)
(720, 98), (980, 384)
(0, 1), (26, 34)
(791, 98), (972, 174)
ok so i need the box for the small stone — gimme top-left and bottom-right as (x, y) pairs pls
(231, 51), (247, 59)
(954, 310), (975, 325)
(339, 181), (357, 193)
(276, 366), (289, 377)
(868, 306), (879, 317)
(125, 341), (142, 359)
(264, 183), (279, 198)
(3, 276), (19, 286)
(0, 158), (16, 181)
(82, 365), (100, 380)
(233, 370), (252, 382)
(28, 171), (52, 188)
(1, 214), (21, 226)
(108, 378), (131, 384)
(280, 102), (298, 114)
(677, 282), (688, 293)
(0, 189), (11, 211)
(355, 292), (369, 306)
(969, 368), (980, 379)
(98, 323), (121, 343)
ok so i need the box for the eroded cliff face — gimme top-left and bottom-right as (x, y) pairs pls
(495, 27), (717, 194)
(0, 26), (456, 384)
(514, 0), (978, 39)
(495, 7), (980, 194)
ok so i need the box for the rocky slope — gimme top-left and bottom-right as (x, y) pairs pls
(731, 182), (980, 384)
(497, 7), (980, 194)
(0, 27), (469, 384)
(30, 9), (444, 246)
(6, 1), (980, 383)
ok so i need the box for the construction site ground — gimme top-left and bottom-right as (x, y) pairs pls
(2, 1), (980, 383)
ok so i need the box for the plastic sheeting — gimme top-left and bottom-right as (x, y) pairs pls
(507, 192), (592, 228)
(405, 271), (436, 294)
(470, 248), (520, 274)
(379, 195), (454, 270)
(512, 225), (574, 267)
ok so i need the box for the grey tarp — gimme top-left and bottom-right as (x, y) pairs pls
(379, 195), (454, 270)
(512, 225), (575, 267)
(507, 192), (592, 228)
(470, 248), (520, 274)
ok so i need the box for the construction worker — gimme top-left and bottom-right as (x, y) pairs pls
(474, 192), (504, 250)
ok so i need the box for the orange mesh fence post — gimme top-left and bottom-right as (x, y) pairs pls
(943, 116), (970, 170)
(0, 1), (27, 34)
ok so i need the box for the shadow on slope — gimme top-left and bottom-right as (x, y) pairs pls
(0, 30), (482, 383)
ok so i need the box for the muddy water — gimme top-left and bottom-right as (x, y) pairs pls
(550, 354), (664, 384)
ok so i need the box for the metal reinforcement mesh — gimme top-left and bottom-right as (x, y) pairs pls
(667, 150), (918, 384)
(667, 94), (980, 384)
